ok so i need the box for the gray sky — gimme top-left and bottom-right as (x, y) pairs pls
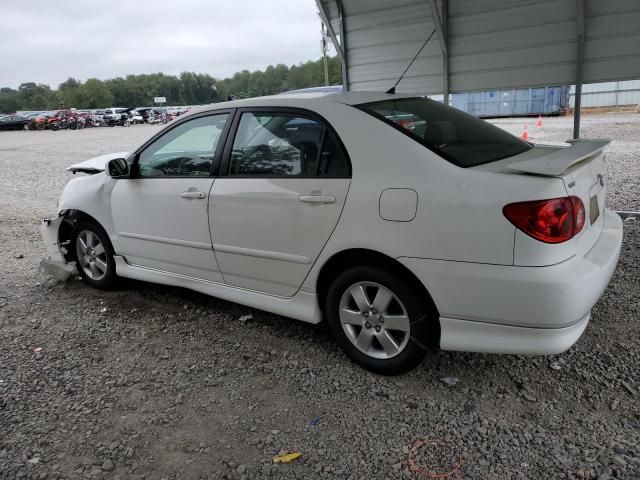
(0, 0), (324, 89)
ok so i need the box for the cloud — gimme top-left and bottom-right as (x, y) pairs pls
(0, 0), (323, 88)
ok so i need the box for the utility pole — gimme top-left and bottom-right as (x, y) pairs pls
(321, 20), (329, 86)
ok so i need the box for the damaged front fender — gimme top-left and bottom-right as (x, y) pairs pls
(57, 172), (116, 247)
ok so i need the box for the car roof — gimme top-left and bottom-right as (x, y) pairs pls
(189, 91), (419, 116)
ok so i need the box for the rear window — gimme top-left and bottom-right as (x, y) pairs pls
(357, 97), (531, 167)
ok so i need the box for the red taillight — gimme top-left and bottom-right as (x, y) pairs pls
(503, 196), (585, 244)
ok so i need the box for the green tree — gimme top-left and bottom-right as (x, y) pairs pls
(77, 78), (114, 108)
(17, 83), (55, 110)
(55, 77), (82, 108)
(0, 87), (21, 113)
(0, 56), (342, 112)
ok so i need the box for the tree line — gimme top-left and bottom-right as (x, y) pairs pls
(0, 56), (343, 113)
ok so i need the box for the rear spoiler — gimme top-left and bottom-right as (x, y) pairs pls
(506, 139), (610, 176)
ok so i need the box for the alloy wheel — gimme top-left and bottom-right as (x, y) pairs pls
(339, 281), (411, 359)
(75, 230), (108, 281)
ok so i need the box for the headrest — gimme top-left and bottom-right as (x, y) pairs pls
(424, 121), (456, 145)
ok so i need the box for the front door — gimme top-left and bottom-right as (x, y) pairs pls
(111, 112), (230, 281)
(209, 110), (351, 296)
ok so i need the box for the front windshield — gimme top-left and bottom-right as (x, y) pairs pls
(357, 97), (532, 167)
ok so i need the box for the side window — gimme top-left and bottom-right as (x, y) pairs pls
(229, 112), (349, 177)
(137, 114), (228, 177)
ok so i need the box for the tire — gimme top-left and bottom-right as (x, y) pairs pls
(71, 220), (118, 290)
(325, 265), (436, 375)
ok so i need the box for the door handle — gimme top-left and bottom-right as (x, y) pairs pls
(180, 191), (206, 199)
(299, 195), (336, 204)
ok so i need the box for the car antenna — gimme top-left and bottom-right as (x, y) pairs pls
(386, 29), (436, 94)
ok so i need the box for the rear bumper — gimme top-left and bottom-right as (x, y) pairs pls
(398, 208), (622, 354)
(438, 313), (590, 354)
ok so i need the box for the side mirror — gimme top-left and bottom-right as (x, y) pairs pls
(107, 158), (130, 178)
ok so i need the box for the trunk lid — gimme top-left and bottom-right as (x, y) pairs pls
(505, 139), (609, 177)
(547, 141), (609, 257)
(485, 139), (610, 259)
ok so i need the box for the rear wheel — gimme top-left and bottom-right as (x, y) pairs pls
(325, 265), (436, 375)
(71, 221), (118, 290)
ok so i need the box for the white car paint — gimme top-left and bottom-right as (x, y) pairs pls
(111, 177), (222, 282)
(208, 177), (350, 296)
(68, 152), (129, 174)
(44, 91), (623, 358)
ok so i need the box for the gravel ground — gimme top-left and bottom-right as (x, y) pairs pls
(0, 115), (638, 480)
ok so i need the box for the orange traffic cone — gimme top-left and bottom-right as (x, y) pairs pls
(521, 126), (529, 141)
(536, 115), (543, 128)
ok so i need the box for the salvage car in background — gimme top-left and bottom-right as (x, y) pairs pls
(125, 110), (145, 125)
(0, 114), (30, 130)
(41, 92), (622, 374)
(28, 112), (53, 130)
(103, 107), (132, 126)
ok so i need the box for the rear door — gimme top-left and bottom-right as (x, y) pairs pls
(209, 108), (351, 297)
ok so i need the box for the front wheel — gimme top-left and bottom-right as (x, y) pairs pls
(325, 265), (436, 375)
(71, 221), (118, 290)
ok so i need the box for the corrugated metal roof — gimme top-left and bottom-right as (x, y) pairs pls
(318, 0), (640, 95)
(343, 0), (442, 93)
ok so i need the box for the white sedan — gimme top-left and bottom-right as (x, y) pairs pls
(41, 92), (623, 374)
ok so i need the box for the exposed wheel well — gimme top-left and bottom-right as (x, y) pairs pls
(316, 249), (440, 343)
(58, 210), (108, 262)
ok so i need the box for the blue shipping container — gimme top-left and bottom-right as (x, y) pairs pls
(451, 86), (570, 117)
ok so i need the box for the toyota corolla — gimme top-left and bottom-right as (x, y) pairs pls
(41, 92), (623, 374)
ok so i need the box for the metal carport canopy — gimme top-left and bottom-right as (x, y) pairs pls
(316, 0), (640, 138)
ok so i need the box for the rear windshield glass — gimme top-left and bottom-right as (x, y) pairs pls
(357, 97), (531, 167)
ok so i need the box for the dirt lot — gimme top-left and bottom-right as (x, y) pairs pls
(0, 114), (639, 480)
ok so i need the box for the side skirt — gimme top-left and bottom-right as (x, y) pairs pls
(114, 256), (322, 324)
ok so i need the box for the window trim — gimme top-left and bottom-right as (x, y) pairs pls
(130, 109), (235, 179)
(219, 106), (352, 179)
(353, 97), (532, 168)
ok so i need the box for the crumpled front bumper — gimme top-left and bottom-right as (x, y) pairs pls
(40, 216), (75, 281)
